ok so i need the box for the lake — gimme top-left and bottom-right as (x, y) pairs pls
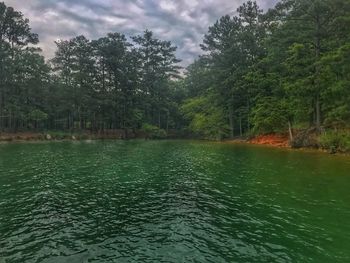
(0, 140), (349, 262)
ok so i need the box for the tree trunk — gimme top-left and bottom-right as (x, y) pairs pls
(246, 99), (250, 133)
(229, 105), (234, 139)
(166, 112), (169, 133)
(315, 94), (321, 133)
(0, 90), (3, 131)
(9, 109), (12, 131)
(239, 115), (243, 137)
(314, 14), (322, 133)
(288, 120), (293, 143)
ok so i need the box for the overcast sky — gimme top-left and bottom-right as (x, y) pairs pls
(5, 0), (278, 66)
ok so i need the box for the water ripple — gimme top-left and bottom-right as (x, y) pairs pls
(0, 141), (350, 262)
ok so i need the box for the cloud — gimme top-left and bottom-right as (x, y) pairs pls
(4, 0), (278, 67)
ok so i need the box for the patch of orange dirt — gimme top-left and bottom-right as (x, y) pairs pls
(249, 134), (290, 147)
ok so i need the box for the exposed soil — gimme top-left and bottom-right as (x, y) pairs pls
(248, 134), (290, 148)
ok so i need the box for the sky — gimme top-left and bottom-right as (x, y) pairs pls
(5, 0), (278, 67)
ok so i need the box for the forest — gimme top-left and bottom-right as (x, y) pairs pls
(1, 0), (350, 151)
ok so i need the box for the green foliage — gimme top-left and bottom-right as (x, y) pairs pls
(28, 109), (48, 122)
(182, 0), (350, 140)
(319, 131), (350, 153)
(2, 0), (350, 143)
(181, 96), (229, 140)
(0, 2), (184, 133)
(320, 44), (350, 127)
(251, 98), (288, 134)
(141, 124), (167, 139)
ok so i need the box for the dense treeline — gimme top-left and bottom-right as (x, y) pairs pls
(183, 0), (350, 146)
(0, 1), (184, 135)
(1, 0), (350, 148)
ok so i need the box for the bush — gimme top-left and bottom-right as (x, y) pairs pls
(251, 97), (289, 134)
(28, 109), (48, 122)
(141, 124), (167, 139)
(319, 130), (350, 153)
(290, 128), (319, 149)
(181, 96), (229, 140)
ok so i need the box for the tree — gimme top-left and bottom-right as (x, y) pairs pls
(267, 0), (350, 132)
(0, 1), (42, 131)
(181, 95), (229, 140)
(182, 0), (350, 141)
(133, 30), (180, 129)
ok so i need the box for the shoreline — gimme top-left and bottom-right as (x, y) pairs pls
(1, 131), (349, 157)
(222, 133), (292, 150)
(0, 131), (186, 143)
(223, 138), (350, 156)
(0, 132), (136, 143)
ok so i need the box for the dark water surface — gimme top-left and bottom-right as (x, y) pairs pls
(0, 140), (349, 262)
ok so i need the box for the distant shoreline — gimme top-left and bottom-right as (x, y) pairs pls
(0, 130), (187, 143)
(1, 131), (349, 156)
(0, 132), (135, 143)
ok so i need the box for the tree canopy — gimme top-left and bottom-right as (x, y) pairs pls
(1, 0), (350, 142)
(0, 2), (183, 134)
(183, 0), (350, 140)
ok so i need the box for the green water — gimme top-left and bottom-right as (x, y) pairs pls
(0, 140), (349, 262)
